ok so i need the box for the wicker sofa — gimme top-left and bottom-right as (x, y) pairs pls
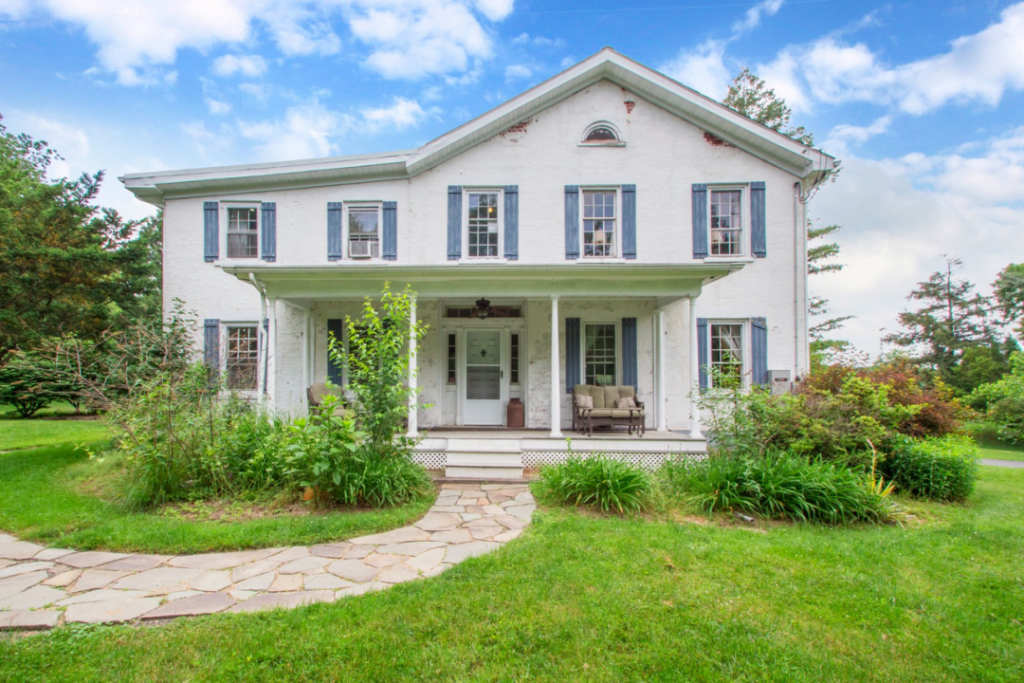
(571, 384), (645, 436)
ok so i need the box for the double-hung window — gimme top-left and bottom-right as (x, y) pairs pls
(226, 207), (259, 258)
(584, 323), (617, 386)
(582, 190), (617, 258)
(710, 322), (744, 385)
(347, 205), (380, 258)
(467, 191), (500, 258)
(710, 189), (743, 256)
(225, 325), (259, 390)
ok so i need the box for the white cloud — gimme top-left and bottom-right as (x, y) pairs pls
(756, 3), (1024, 115)
(212, 54), (267, 78)
(206, 99), (232, 115)
(823, 115), (891, 156)
(239, 99), (354, 161)
(659, 39), (730, 98)
(0, 0), (512, 85)
(504, 64), (531, 81)
(733, 0), (784, 35)
(360, 97), (432, 132)
(810, 136), (1024, 356)
(511, 32), (564, 48)
(238, 83), (272, 102)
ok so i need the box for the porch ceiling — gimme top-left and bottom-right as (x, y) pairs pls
(222, 261), (748, 302)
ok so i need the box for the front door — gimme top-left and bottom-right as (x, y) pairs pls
(463, 329), (504, 425)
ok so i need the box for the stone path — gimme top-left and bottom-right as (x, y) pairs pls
(979, 459), (1024, 469)
(0, 484), (535, 631)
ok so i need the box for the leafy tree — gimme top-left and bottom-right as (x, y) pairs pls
(723, 68), (814, 145)
(330, 284), (429, 459)
(993, 263), (1024, 341)
(0, 115), (161, 365)
(885, 257), (1014, 394)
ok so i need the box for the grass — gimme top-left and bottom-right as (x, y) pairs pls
(0, 443), (433, 554)
(979, 444), (1024, 462)
(0, 411), (109, 451)
(2, 468), (1023, 680)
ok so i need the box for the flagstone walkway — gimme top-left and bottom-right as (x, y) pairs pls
(0, 483), (535, 631)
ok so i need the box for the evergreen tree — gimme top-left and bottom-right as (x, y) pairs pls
(993, 263), (1024, 341)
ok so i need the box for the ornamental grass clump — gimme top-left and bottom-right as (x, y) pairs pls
(880, 435), (978, 502)
(661, 451), (898, 524)
(537, 453), (651, 513)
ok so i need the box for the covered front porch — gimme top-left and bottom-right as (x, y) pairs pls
(224, 262), (742, 478)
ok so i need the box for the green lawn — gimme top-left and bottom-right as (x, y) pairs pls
(979, 444), (1024, 462)
(2, 468), (1023, 681)
(0, 413), (109, 451)
(0, 443), (432, 554)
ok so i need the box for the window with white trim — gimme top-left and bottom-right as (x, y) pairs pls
(581, 121), (624, 146)
(584, 323), (617, 386)
(710, 189), (743, 256)
(710, 322), (744, 385)
(226, 207), (259, 258)
(467, 191), (500, 258)
(225, 325), (259, 390)
(347, 205), (380, 258)
(582, 189), (617, 258)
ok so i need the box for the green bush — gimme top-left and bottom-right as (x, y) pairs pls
(970, 352), (1024, 445)
(880, 435), (978, 502)
(661, 452), (898, 524)
(537, 454), (651, 513)
(0, 350), (83, 417)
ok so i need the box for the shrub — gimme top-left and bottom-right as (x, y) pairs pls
(661, 451), (898, 524)
(0, 350), (83, 417)
(970, 352), (1024, 445)
(880, 435), (978, 502)
(537, 454), (651, 513)
(863, 357), (966, 437)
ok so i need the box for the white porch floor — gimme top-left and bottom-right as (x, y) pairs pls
(414, 428), (706, 480)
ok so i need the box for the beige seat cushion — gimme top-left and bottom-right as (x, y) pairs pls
(587, 409), (637, 419)
(308, 383), (343, 405)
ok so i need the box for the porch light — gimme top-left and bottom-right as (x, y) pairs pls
(474, 297), (492, 320)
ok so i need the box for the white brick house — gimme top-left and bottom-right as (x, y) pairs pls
(122, 49), (836, 476)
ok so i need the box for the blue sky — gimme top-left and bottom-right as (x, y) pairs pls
(2, 0), (1023, 354)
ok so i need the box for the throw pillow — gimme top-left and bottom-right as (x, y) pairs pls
(616, 396), (637, 410)
(575, 394), (594, 410)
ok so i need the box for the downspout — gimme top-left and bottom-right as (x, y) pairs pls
(248, 273), (269, 398)
(793, 182), (805, 378)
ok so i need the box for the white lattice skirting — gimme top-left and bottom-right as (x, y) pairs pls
(413, 451), (701, 471)
(412, 451), (447, 470)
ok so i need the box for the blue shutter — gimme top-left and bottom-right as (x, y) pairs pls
(697, 318), (709, 391)
(203, 319), (220, 382)
(327, 318), (344, 386)
(260, 202), (276, 262)
(382, 201), (398, 261)
(621, 185), (636, 259)
(565, 317), (581, 393)
(750, 182), (766, 258)
(447, 186), (462, 260)
(692, 184), (708, 259)
(203, 202), (219, 262)
(622, 317), (637, 390)
(327, 202), (343, 261)
(751, 317), (768, 386)
(564, 185), (579, 260)
(503, 185), (518, 260)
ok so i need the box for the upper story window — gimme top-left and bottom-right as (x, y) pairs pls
(710, 188), (743, 256)
(582, 189), (617, 258)
(581, 121), (624, 146)
(347, 205), (380, 258)
(226, 207), (258, 258)
(710, 322), (744, 386)
(466, 191), (501, 258)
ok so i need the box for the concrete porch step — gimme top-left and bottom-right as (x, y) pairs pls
(445, 452), (524, 480)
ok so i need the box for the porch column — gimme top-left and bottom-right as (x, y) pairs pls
(267, 297), (277, 412)
(550, 295), (562, 438)
(688, 295), (703, 437)
(657, 308), (667, 432)
(301, 310), (311, 392)
(407, 295), (419, 438)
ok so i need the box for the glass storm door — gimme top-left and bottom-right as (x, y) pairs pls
(463, 330), (503, 425)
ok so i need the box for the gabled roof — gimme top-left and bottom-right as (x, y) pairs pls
(122, 48), (837, 206)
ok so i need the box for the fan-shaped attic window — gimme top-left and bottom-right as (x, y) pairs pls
(581, 122), (624, 146)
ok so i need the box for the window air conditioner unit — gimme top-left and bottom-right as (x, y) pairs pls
(349, 241), (373, 258)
